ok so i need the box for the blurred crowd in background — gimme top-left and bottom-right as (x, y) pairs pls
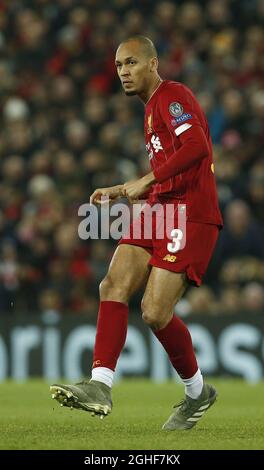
(0, 0), (263, 317)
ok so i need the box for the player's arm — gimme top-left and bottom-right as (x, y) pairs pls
(124, 87), (211, 199)
(90, 184), (124, 204)
(123, 122), (210, 198)
(153, 86), (209, 183)
(153, 125), (209, 183)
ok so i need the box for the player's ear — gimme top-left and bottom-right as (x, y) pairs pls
(150, 57), (158, 72)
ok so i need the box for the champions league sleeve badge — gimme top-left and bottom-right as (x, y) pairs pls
(169, 102), (183, 117)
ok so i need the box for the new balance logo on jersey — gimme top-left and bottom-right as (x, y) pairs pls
(151, 135), (163, 153)
(163, 254), (177, 262)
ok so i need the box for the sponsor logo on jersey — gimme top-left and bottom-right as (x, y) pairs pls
(169, 102), (183, 117)
(146, 142), (153, 159)
(171, 113), (192, 126)
(163, 254), (177, 262)
(151, 134), (163, 153)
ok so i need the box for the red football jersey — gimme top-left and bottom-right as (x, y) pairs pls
(144, 80), (223, 227)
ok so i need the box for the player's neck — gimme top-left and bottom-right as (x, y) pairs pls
(140, 76), (163, 105)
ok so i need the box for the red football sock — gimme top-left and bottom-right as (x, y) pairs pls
(154, 315), (198, 379)
(93, 301), (128, 371)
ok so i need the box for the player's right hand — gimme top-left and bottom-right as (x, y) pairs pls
(89, 185), (123, 205)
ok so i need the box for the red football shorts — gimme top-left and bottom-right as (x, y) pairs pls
(118, 201), (220, 286)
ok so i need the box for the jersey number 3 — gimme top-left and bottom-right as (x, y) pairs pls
(167, 229), (183, 253)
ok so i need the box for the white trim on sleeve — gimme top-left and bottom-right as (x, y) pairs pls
(175, 123), (192, 136)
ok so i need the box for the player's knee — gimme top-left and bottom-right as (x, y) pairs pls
(99, 275), (130, 302)
(142, 310), (154, 326)
(141, 302), (161, 329)
(99, 275), (114, 298)
(142, 310), (165, 329)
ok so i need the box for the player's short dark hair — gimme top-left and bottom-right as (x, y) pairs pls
(119, 36), (157, 59)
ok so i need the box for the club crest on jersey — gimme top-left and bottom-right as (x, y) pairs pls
(147, 113), (153, 134)
(169, 102), (183, 117)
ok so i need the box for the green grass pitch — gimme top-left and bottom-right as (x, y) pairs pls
(1, 379), (264, 450)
